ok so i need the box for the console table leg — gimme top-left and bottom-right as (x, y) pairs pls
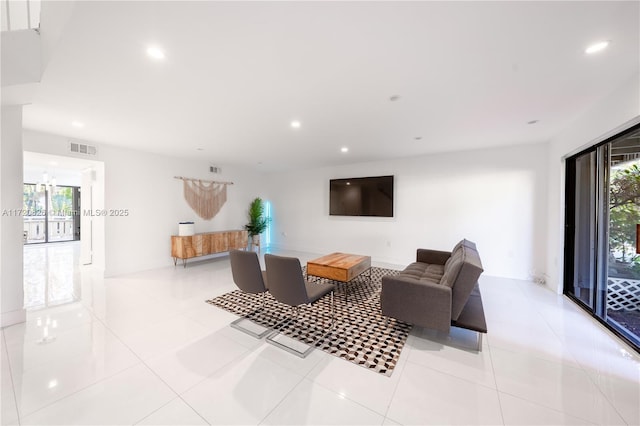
(182, 259), (187, 268)
(173, 257), (177, 267)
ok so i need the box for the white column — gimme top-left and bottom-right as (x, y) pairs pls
(80, 168), (94, 265)
(1, 106), (25, 327)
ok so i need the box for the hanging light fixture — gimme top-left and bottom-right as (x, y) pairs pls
(39, 172), (56, 192)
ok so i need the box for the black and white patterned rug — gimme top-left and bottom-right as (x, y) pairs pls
(206, 266), (412, 376)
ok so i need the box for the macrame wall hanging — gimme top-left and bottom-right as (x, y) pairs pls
(174, 176), (233, 220)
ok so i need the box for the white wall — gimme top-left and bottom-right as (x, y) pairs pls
(1, 106), (26, 327)
(0, 29), (41, 87)
(23, 129), (264, 276)
(265, 142), (548, 280)
(546, 73), (640, 293)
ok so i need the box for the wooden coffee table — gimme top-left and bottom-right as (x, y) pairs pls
(307, 253), (371, 299)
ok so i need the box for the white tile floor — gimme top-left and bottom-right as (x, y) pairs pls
(2, 242), (639, 425)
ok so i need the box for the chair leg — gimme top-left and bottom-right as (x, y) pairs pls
(266, 305), (315, 358)
(310, 291), (335, 346)
(331, 290), (335, 329)
(230, 314), (271, 339)
(266, 293), (335, 359)
(230, 292), (271, 339)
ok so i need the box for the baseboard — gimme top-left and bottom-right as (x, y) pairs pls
(267, 243), (404, 269)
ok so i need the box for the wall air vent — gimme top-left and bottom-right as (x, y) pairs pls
(69, 140), (97, 156)
(209, 166), (221, 174)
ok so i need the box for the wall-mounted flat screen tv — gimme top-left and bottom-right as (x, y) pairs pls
(329, 175), (394, 217)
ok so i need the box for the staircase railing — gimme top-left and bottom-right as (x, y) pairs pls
(1, 0), (41, 32)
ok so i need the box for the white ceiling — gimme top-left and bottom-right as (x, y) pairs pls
(20, 1), (640, 171)
(23, 151), (95, 186)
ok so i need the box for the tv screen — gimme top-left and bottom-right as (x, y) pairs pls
(330, 175), (394, 217)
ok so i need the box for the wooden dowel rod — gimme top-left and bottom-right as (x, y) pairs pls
(173, 176), (234, 185)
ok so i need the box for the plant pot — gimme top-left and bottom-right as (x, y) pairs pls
(250, 234), (261, 253)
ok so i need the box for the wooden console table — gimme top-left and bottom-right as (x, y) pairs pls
(171, 230), (248, 267)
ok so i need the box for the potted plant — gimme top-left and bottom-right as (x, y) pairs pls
(244, 197), (269, 247)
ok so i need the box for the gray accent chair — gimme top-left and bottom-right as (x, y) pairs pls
(381, 239), (487, 350)
(229, 249), (271, 338)
(264, 254), (335, 358)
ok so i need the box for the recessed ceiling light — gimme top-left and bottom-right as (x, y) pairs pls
(71, 121), (84, 128)
(389, 95), (401, 102)
(585, 40), (610, 54)
(196, 148), (204, 151)
(341, 147), (349, 153)
(414, 136), (422, 140)
(290, 121), (301, 129)
(527, 119), (540, 125)
(146, 46), (165, 60)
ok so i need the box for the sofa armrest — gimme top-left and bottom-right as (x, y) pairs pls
(416, 249), (451, 265)
(381, 275), (452, 332)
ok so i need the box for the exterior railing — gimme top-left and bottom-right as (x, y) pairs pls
(23, 217), (74, 244)
(608, 278), (640, 312)
(1, 0), (41, 32)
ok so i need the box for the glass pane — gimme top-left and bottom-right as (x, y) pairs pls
(23, 183), (46, 244)
(48, 186), (74, 242)
(572, 151), (597, 308)
(606, 130), (640, 346)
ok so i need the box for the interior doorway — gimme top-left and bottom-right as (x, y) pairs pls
(23, 151), (105, 309)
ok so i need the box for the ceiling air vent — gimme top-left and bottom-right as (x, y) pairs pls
(69, 140), (97, 156)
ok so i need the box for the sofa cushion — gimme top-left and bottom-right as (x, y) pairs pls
(441, 246), (464, 287)
(400, 262), (444, 284)
(449, 247), (484, 320)
(452, 238), (478, 253)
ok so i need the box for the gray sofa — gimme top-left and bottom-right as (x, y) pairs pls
(381, 239), (487, 346)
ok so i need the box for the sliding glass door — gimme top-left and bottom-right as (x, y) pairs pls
(606, 135), (640, 343)
(565, 124), (640, 351)
(23, 184), (80, 244)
